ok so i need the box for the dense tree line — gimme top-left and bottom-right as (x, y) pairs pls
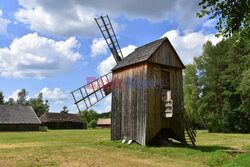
(184, 36), (249, 132)
(0, 89), (110, 128)
(0, 89), (49, 117)
(78, 109), (111, 128)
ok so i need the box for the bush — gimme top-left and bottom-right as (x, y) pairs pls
(82, 118), (88, 129)
(88, 120), (97, 129)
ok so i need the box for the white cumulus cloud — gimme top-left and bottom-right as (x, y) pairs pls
(202, 19), (217, 28)
(40, 87), (68, 101)
(55, 100), (64, 105)
(15, 0), (203, 38)
(104, 95), (111, 112)
(161, 30), (222, 64)
(0, 9), (10, 35)
(0, 33), (81, 79)
(91, 38), (108, 57)
(15, 1), (97, 38)
(5, 89), (21, 101)
(97, 45), (136, 75)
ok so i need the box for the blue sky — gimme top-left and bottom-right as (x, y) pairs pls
(0, 0), (222, 113)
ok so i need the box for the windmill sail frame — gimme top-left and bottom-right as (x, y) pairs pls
(71, 15), (124, 112)
(95, 15), (124, 64)
(71, 72), (112, 112)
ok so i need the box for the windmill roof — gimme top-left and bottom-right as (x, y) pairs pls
(0, 105), (41, 124)
(112, 37), (184, 71)
(39, 112), (83, 123)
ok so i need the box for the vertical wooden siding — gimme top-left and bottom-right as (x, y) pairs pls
(145, 39), (185, 144)
(111, 63), (147, 145)
(148, 40), (183, 69)
(111, 40), (185, 145)
(145, 63), (185, 144)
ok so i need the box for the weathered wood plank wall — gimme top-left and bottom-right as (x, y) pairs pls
(111, 63), (147, 145)
(145, 63), (185, 144)
(145, 41), (185, 144)
(111, 40), (185, 145)
(148, 40), (183, 69)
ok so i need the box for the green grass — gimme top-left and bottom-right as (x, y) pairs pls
(0, 129), (249, 167)
(224, 152), (250, 167)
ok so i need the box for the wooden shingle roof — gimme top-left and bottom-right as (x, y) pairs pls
(0, 105), (41, 124)
(39, 112), (83, 123)
(112, 37), (184, 71)
(97, 118), (111, 125)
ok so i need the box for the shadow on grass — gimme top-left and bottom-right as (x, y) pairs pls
(187, 145), (232, 152)
(99, 140), (231, 153)
(148, 142), (232, 153)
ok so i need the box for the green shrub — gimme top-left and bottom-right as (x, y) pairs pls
(88, 120), (97, 128)
(82, 118), (88, 129)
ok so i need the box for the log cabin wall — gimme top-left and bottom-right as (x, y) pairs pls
(111, 63), (147, 145)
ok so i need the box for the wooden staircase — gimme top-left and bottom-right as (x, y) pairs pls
(71, 72), (112, 112)
(182, 106), (196, 146)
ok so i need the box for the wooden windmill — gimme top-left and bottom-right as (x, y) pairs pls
(71, 15), (196, 146)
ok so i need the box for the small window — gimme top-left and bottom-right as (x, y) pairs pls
(162, 70), (170, 89)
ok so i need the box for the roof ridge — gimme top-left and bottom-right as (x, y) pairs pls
(134, 37), (167, 50)
(29, 106), (41, 124)
(45, 112), (77, 115)
(112, 37), (167, 71)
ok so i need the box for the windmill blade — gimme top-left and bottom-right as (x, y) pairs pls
(71, 72), (113, 112)
(95, 15), (123, 64)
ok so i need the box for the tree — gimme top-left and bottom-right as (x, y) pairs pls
(17, 89), (28, 105)
(29, 93), (49, 117)
(82, 118), (88, 129)
(238, 68), (250, 98)
(61, 106), (69, 114)
(197, 0), (249, 41)
(6, 98), (14, 105)
(78, 109), (98, 123)
(238, 68), (250, 129)
(183, 64), (206, 129)
(187, 36), (249, 132)
(88, 120), (97, 128)
(0, 91), (4, 104)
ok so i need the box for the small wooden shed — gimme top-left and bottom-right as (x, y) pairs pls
(111, 37), (195, 146)
(0, 105), (41, 131)
(39, 112), (84, 129)
(97, 118), (111, 128)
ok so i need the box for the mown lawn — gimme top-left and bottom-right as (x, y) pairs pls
(0, 129), (249, 167)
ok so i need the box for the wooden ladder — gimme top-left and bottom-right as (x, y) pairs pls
(182, 106), (196, 146)
(71, 72), (113, 112)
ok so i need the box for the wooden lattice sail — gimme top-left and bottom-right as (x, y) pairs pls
(71, 15), (124, 112)
(71, 72), (112, 112)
